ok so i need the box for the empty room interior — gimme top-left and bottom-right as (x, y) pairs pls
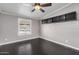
(0, 3), (79, 55)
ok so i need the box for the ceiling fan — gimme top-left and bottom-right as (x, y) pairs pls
(31, 3), (52, 13)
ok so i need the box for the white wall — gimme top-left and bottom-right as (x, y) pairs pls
(0, 14), (40, 45)
(40, 3), (79, 50)
(43, 3), (79, 20)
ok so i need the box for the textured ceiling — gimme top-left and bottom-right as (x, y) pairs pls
(0, 3), (70, 20)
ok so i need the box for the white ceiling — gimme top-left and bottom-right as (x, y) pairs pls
(0, 3), (70, 20)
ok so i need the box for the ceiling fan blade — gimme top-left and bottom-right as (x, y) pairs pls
(40, 3), (52, 7)
(34, 3), (40, 6)
(40, 8), (45, 12)
(31, 9), (35, 12)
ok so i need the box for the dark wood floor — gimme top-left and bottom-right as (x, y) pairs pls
(0, 38), (79, 55)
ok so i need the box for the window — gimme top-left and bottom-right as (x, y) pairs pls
(18, 18), (32, 35)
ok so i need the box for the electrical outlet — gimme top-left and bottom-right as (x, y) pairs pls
(65, 40), (69, 43)
(5, 38), (8, 40)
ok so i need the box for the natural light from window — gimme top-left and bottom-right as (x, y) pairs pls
(18, 18), (32, 36)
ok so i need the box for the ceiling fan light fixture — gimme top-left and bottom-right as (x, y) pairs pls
(35, 5), (41, 10)
(32, 3), (52, 12)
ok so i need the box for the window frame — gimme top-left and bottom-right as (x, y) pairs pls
(18, 18), (32, 36)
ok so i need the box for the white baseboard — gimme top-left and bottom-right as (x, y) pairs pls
(0, 36), (39, 46)
(40, 36), (79, 51)
(1, 35), (79, 51)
